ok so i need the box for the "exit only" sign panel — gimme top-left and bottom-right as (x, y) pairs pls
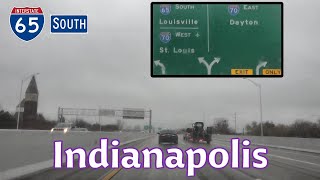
(151, 2), (283, 77)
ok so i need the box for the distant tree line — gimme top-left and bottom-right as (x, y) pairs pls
(72, 119), (123, 131)
(179, 119), (235, 135)
(0, 110), (16, 129)
(0, 109), (126, 131)
(0, 111), (125, 131)
(211, 118), (235, 135)
(0, 110), (56, 130)
(72, 119), (146, 132)
(208, 118), (320, 138)
(246, 119), (320, 138)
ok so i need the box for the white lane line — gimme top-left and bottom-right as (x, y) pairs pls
(268, 154), (320, 167)
(213, 139), (320, 167)
(271, 148), (320, 159)
(212, 140), (230, 147)
(180, 141), (186, 146)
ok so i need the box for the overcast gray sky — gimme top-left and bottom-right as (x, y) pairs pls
(1, 0), (320, 131)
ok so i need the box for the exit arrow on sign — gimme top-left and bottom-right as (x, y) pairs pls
(256, 61), (268, 75)
(198, 57), (221, 75)
(154, 60), (166, 75)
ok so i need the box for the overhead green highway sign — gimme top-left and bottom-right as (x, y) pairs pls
(151, 2), (283, 77)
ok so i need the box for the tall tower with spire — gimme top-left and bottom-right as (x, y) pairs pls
(24, 76), (39, 118)
(16, 76), (39, 128)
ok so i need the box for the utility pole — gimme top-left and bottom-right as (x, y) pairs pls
(234, 112), (237, 134)
(243, 78), (264, 136)
(98, 106), (101, 132)
(57, 107), (60, 123)
(149, 110), (152, 133)
(17, 79), (23, 129)
(259, 85), (263, 136)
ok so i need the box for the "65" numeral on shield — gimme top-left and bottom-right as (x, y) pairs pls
(10, 7), (44, 41)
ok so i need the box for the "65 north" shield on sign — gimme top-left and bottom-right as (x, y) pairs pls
(10, 7), (44, 41)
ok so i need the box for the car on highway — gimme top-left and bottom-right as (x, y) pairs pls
(51, 123), (88, 133)
(51, 123), (73, 133)
(158, 129), (178, 145)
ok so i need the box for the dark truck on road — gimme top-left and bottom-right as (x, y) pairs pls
(184, 122), (213, 144)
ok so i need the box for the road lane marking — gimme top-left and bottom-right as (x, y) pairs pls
(268, 154), (320, 167)
(100, 138), (151, 180)
(214, 139), (320, 163)
(270, 148), (320, 159)
(213, 138), (320, 155)
(103, 168), (122, 180)
(180, 141), (186, 146)
(212, 138), (320, 168)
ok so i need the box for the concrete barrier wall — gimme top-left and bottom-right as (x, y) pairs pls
(0, 130), (151, 172)
(212, 134), (320, 152)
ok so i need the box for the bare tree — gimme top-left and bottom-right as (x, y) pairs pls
(245, 119), (320, 138)
(214, 118), (232, 134)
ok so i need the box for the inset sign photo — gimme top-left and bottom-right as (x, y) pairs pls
(151, 2), (283, 77)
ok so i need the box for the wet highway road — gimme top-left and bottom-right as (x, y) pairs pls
(19, 135), (320, 180)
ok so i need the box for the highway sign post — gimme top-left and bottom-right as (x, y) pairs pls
(151, 3), (283, 77)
